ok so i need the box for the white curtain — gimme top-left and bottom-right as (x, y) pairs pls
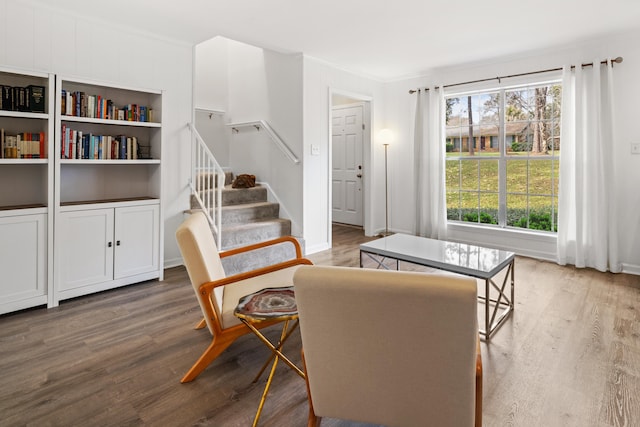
(413, 87), (447, 239)
(557, 60), (621, 273)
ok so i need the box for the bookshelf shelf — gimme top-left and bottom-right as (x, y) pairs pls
(60, 115), (161, 128)
(0, 110), (49, 120)
(59, 159), (161, 165)
(0, 158), (48, 164)
(53, 76), (164, 307)
(0, 67), (54, 316)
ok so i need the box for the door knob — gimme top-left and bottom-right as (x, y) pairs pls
(357, 174), (362, 178)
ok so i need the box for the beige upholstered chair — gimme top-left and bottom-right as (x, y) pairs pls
(293, 265), (482, 427)
(175, 212), (313, 383)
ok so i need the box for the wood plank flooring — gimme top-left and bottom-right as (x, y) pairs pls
(1, 224), (639, 426)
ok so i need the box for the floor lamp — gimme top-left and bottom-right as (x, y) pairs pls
(378, 129), (393, 237)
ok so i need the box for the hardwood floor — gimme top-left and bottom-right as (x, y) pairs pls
(1, 224), (639, 426)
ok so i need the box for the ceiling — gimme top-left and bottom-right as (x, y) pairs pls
(33, 0), (640, 81)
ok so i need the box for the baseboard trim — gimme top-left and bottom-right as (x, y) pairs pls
(164, 257), (183, 270)
(306, 242), (330, 255)
(621, 263), (640, 276)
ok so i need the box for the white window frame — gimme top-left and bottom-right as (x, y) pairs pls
(444, 78), (562, 233)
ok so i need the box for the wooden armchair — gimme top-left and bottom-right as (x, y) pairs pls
(175, 212), (312, 383)
(293, 265), (482, 427)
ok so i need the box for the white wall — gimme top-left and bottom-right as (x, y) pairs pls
(382, 28), (640, 273)
(194, 37), (231, 166)
(0, 0), (193, 268)
(194, 110), (229, 166)
(303, 58), (384, 253)
(194, 37), (228, 112)
(224, 41), (305, 236)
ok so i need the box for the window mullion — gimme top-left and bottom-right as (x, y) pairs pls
(498, 89), (506, 227)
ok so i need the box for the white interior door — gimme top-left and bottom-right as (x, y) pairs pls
(332, 105), (363, 226)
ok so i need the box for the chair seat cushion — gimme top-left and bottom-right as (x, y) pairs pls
(221, 266), (302, 328)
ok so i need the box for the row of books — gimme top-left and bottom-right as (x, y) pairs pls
(0, 129), (47, 159)
(61, 124), (146, 160)
(61, 90), (152, 122)
(1, 85), (46, 113)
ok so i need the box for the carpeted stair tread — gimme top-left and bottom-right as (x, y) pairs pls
(221, 201), (280, 224)
(221, 237), (304, 275)
(221, 218), (291, 249)
(189, 186), (268, 210)
(221, 185), (268, 206)
(221, 218), (291, 234)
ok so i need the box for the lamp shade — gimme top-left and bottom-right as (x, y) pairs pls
(378, 128), (393, 145)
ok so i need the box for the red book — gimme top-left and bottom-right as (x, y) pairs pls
(40, 131), (45, 159)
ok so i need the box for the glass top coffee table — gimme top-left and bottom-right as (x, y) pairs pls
(360, 234), (515, 340)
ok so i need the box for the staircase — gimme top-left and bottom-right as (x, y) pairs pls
(190, 171), (297, 274)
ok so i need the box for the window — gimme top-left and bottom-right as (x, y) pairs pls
(445, 82), (561, 232)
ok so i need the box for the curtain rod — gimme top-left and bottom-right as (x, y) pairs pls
(408, 56), (623, 94)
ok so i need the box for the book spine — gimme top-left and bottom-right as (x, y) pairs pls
(120, 135), (126, 159)
(77, 131), (82, 159)
(132, 136), (138, 160)
(66, 91), (72, 115)
(83, 135), (89, 159)
(40, 131), (45, 159)
(61, 124), (66, 159)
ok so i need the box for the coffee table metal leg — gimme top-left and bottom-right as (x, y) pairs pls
(485, 278), (491, 341)
(479, 259), (515, 340)
(360, 251), (400, 271)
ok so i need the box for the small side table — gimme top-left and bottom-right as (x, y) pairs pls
(234, 286), (305, 427)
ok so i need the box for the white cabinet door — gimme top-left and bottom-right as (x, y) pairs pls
(0, 214), (47, 313)
(58, 209), (114, 291)
(114, 204), (159, 279)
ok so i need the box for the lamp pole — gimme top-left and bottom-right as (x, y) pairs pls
(377, 129), (393, 238)
(383, 143), (390, 236)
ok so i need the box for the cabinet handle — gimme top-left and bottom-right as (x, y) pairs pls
(108, 242), (112, 247)
(116, 240), (121, 246)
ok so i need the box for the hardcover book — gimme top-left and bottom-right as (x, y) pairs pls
(1, 85), (14, 110)
(27, 85), (46, 113)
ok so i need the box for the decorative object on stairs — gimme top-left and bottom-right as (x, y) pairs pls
(232, 173), (256, 188)
(378, 129), (393, 237)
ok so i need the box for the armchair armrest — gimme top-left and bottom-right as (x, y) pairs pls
(199, 257), (313, 294)
(196, 257), (313, 335)
(220, 236), (304, 259)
